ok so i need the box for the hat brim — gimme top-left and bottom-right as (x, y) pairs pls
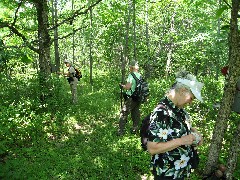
(64, 61), (71, 64)
(190, 88), (203, 102)
(176, 78), (204, 102)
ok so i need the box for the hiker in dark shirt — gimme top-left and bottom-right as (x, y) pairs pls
(147, 70), (203, 179)
(118, 61), (142, 135)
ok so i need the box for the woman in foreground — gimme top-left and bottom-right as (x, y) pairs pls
(147, 71), (204, 180)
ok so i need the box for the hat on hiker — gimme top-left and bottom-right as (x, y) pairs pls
(64, 60), (71, 64)
(176, 78), (204, 102)
(129, 61), (139, 68)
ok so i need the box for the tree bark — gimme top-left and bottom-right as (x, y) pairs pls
(34, 0), (52, 99)
(165, 6), (176, 77)
(144, 0), (150, 79)
(226, 122), (240, 180)
(225, 1), (240, 179)
(51, 0), (60, 72)
(133, 0), (136, 62)
(204, 0), (240, 176)
(72, 0), (75, 64)
(124, 0), (131, 65)
(89, 6), (93, 86)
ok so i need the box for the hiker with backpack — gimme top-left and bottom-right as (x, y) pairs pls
(146, 70), (204, 180)
(58, 60), (79, 104)
(118, 61), (143, 136)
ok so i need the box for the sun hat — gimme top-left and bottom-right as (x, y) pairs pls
(64, 60), (71, 64)
(176, 78), (204, 102)
(129, 61), (139, 68)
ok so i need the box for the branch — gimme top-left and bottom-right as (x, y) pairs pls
(222, 0), (232, 9)
(12, 0), (24, 25)
(51, 26), (88, 42)
(5, 45), (24, 49)
(0, 21), (39, 53)
(48, 0), (102, 31)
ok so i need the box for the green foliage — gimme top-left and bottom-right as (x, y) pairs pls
(216, 5), (229, 19)
(0, 70), (150, 179)
(0, 0), (239, 179)
(1, 69), (239, 179)
(21, 54), (32, 64)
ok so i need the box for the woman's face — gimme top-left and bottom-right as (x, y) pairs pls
(177, 89), (195, 108)
(65, 63), (70, 67)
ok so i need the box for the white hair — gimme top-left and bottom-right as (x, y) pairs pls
(167, 70), (196, 94)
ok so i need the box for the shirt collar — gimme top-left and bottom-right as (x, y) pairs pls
(161, 96), (184, 114)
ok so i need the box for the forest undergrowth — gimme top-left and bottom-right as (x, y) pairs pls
(0, 70), (239, 180)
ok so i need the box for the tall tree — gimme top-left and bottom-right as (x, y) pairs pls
(0, 1), (50, 87)
(133, 0), (136, 62)
(89, 5), (93, 86)
(51, 0), (60, 72)
(0, 0), (102, 89)
(120, 1), (131, 83)
(225, 0), (240, 179)
(205, 0), (240, 176)
(33, 0), (52, 96)
(144, 0), (150, 79)
(72, 0), (75, 64)
(124, 0), (131, 64)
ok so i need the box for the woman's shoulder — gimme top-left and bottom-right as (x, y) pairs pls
(130, 72), (141, 78)
(69, 66), (76, 72)
(152, 101), (170, 117)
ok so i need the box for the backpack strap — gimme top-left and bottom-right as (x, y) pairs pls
(131, 72), (140, 93)
(131, 72), (140, 82)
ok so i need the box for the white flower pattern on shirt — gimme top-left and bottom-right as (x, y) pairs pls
(174, 154), (190, 170)
(148, 96), (194, 179)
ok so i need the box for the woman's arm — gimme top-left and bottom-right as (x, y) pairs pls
(121, 82), (132, 90)
(57, 71), (70, 77)
(147, 134), (195, 155)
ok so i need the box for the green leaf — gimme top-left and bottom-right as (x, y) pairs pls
(21, 54), (32, 63)
(216, 5), (229, 19)
(221, 24), (230, 31)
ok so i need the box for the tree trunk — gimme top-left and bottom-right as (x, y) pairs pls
(120, 46), (125, 83)
(133, 0), (136, 62)
(124, 0), (131, 65)
(34, 0), (51, 94)
(226, 122), (240, 180)
(120, 1), (131, 84)
(225, 1), (240, 179)
(51, 0), (60, 72)
(144, 0), (150, 79)
(89, 6), (93, 86)
(204, 0), (240, 176)
(72, 0), (75, 64)
(165, 6), (176, 77)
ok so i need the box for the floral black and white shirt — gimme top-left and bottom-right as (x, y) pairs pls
(148, 96), (193, 179)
